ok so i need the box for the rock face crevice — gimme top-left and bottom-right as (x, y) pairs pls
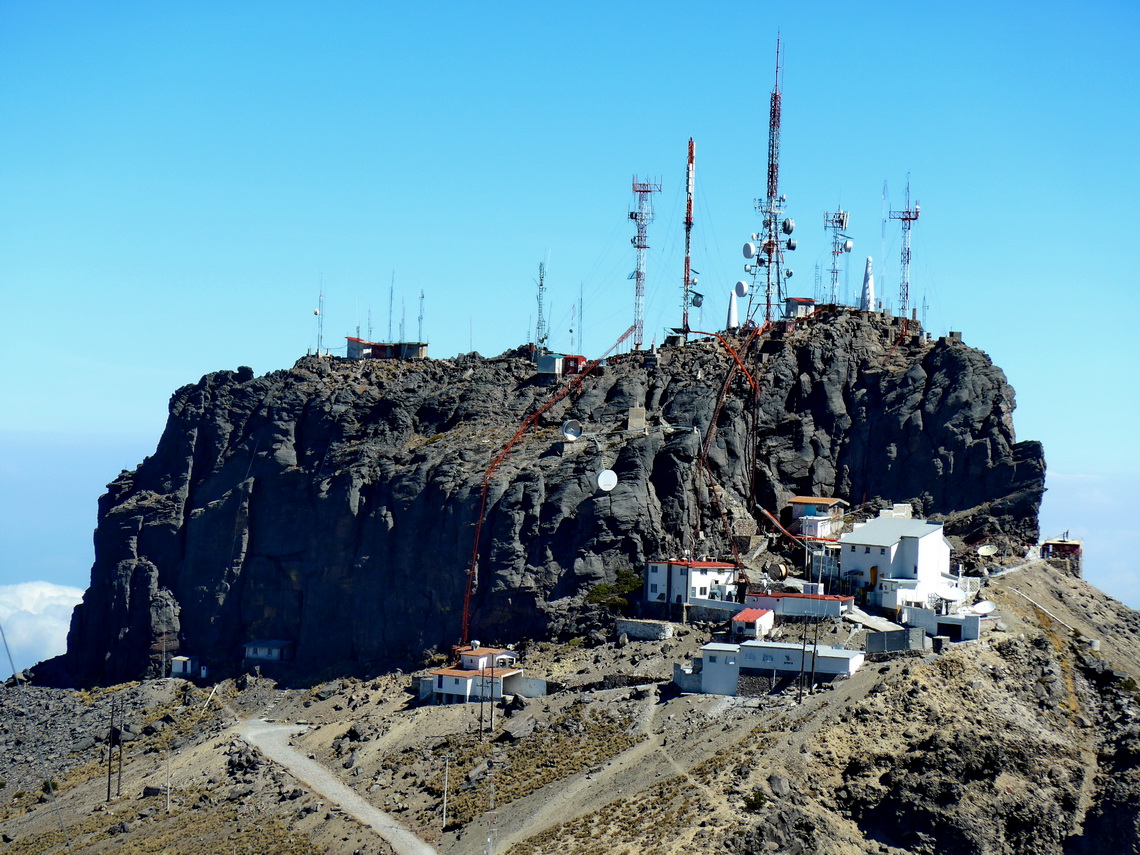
(59, 312), (1044, 684)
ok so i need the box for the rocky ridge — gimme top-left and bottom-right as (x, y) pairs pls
(54, 310), (1044, 685)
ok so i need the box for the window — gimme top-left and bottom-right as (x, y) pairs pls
(690, 587), (697, 597)
(880, 548), (886, 555)
(865, 546), (871, 554)
(437, 675), (444, 689)
(708, 655), (718, 664)
(650, 566), (658, 574)
(650, 583), (658, 594)
(727, 657), (737, 665)
(850, 545), (856, 552)
(680, 567), (687, 576)
(762, 654), (774, 663)
(745, 652), (755, 661)
(700, 587), (708, 596)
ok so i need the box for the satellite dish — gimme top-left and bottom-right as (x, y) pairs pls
(691, 293), (704, 308)
(786, 238), (797, 251)
(843, 239), (854, 252)
(597, 469), (618, 492)
(972, 600), (997, 615)
(561, 419), (583, 442)
(781, 217), (795, 235)
(743, 242), (756, 259)
(977, 544), (998, 557)
(784, 269), (794, 279)
(735, 280), (749, 298)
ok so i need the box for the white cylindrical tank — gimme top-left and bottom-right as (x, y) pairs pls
(726, 290), (739, 330)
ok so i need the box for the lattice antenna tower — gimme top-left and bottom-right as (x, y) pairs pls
(578, 283), (584, 354)
(889, 176), (921, 329)
(743, 37), (797, 322)
(314, 280), (325, 354)
(681, 138), (697, 342)
(823, 207), (853, 304)
(388, 271), (394, 341)
(534, 262), (548, 349)
(629, 176), (660, 349)
(418, 290), (425, 342)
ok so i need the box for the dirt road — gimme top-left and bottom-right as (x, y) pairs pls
(239, 719), (439, 855)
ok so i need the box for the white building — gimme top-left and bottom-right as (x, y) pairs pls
(838, 515), (957, 611)
(744, 592), (854, 618)
(732, 608), (775, 639)
(643, 559), (740, 607)
(676, 639), (864, 696)
(425, 643), (547, 705)
(786, 496), (849, 539)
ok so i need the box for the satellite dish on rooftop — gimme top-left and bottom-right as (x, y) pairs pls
(735, 280), (749, 298)
(977, 544), (998, 557)
(597, 469), (618, 492)
(743, 242), (756, 259)
(972, 600), (997, 615)
(561, 419), (583, 442)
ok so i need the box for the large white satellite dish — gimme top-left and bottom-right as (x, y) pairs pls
(735, 280), (749, 298)
(597, 469), (618, 492)
(561, 419), (583, 442)
(743, 242), (756, 259)
(972, 600), (997, 615)
(977, 544), (998, 557)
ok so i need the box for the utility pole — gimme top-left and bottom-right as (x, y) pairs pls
(442, 752), (455, 830)
(418, 290), (425, 343)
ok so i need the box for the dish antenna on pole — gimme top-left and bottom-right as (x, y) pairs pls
(561, 420), (583, 442)
(597, 470), (618, 492)
(977, 544), (998, 557)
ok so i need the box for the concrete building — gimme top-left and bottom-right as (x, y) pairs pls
(838, 515), (957, 611)
(424, 643), (547, 705)
(643, 559), (740, 608)
(744, 591), (854, 618)
(786, 495), (849, 539)
(675, 639), (865, 696)
(732, 608), (775, 639)
(345, 337), (429, 359)
(242, 640), (293, 663)
(784, 296), (816, 319)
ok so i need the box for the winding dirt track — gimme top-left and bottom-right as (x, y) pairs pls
(239, 719), (439, 855)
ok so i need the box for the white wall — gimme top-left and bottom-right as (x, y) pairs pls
(700, 650), (741, 696)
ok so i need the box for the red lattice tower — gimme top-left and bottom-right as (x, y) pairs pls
(682, 138), (695, 340)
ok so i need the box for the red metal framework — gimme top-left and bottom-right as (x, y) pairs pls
(889, 177), (920, 329)
(460, 325), (637, 646)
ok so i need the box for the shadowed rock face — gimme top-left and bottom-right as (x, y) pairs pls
(57, 312), (1044, 684)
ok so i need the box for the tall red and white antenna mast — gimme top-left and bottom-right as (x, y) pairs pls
(743, 37), (796, 322)
(889, 176), (920, 331)
(681, 138), (696, 342)
(630, 175), (660, 350)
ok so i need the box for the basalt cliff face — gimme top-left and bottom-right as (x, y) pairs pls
(58, 312), (1044, 684)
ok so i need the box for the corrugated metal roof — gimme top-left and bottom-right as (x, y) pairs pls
(788, 496), (848, 506)
(839, 517), (943, 547)
(740, 640), (864, 660)
(732, 608), (773, 622)
(431, 667), (521, 678)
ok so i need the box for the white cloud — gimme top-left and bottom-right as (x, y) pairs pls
(0, 581), (84, 678)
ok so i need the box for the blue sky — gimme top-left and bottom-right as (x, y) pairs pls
(1, 3), (1137, 671)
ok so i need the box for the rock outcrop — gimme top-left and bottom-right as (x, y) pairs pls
(55, 311), (1044, 684)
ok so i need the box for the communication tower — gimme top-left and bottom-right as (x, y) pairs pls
(418, 290), (425, 342)
(630, 176), (661, 349)
(823, 207), (853, 304)
(535, 262), (548, 349)
(314, 283), (325, 354)
(742, 38), (797, 322)
(681, 138), (697, 341)
(889, 177), (920, 329)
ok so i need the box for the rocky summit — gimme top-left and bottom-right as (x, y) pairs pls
(52, 310), (1044, 685)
